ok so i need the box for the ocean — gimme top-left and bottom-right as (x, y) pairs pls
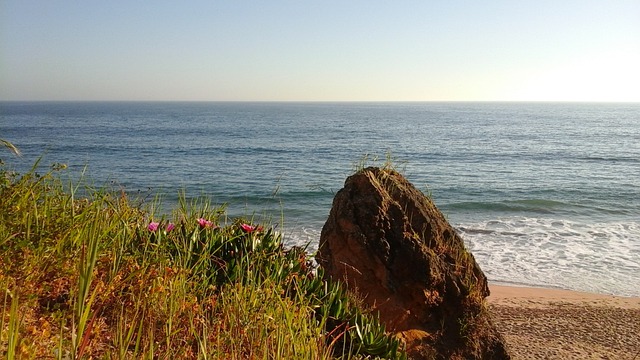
(1, 101), (639, 296)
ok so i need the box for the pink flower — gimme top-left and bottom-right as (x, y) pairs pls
(197, 218), (214, 229)
(241, 223), (263, 233)
(148, 222), (159, 232)
(240, 223), (255, 232)
(166, 223), (175, 232)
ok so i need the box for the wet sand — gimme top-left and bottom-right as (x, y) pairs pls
(488, 285), (640, 360)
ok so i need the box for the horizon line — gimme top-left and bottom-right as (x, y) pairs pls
(2, 99), (640, 104)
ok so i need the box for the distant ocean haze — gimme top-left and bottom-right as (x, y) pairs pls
(2, 101), (639, 296)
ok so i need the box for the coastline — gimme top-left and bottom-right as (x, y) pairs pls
(487, 284), (640, 359)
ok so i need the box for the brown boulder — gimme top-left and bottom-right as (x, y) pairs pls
(317, 167), (510, 359)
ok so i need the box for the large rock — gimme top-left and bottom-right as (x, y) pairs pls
(317, 167), (510, 359)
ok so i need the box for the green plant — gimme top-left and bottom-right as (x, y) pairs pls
(1, 139), (21, 157)
(4, 289), (22, 360)
(0, 160), (407, 359)
(353, 151), (407, 175)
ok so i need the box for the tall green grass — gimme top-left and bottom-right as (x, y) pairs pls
(0, 162), (405, 359)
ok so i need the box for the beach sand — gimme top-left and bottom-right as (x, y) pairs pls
(487, 284), (640, 360)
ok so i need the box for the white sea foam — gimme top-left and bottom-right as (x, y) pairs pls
(282, 218), (640, 297)
(457, 217), (640, 297)
(282, 226), (322, 253)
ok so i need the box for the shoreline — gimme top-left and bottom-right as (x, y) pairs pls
(489, 283), (640, 308)
(487, 284), (640, 359)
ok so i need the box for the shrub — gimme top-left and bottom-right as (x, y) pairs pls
(0, 162), (405, 359)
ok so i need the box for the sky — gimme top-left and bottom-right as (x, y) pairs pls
(1, 1), (639, 102)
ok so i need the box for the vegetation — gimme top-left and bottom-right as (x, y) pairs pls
(0, 161), (406, 359)
(1, 139), (21, 157)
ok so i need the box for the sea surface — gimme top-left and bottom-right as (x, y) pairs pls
(2, 101), (639, 297)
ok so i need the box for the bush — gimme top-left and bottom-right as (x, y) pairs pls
(0, 162), (405, 359)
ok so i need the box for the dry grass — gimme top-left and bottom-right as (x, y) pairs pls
(0, 162), (405, 359)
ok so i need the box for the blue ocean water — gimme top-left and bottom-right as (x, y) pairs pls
(2, 101), (639, 296)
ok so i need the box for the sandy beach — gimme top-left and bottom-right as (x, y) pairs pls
(487, 284), (640, 360)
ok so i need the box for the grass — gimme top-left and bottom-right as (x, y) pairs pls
(0, 161), (406, 359)
(0, 140), (21, 157)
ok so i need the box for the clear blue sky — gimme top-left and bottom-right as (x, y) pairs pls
(1, 1), (639, 101)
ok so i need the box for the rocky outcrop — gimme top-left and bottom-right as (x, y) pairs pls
(317, 167), (510, 359)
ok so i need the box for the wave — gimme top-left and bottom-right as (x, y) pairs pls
(281, 216), (640, 297)
(445, 198), (636, 218)
(447, 199), (569, 214)
(578, 156), (640, 164)
(456, 217), (640, 297)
